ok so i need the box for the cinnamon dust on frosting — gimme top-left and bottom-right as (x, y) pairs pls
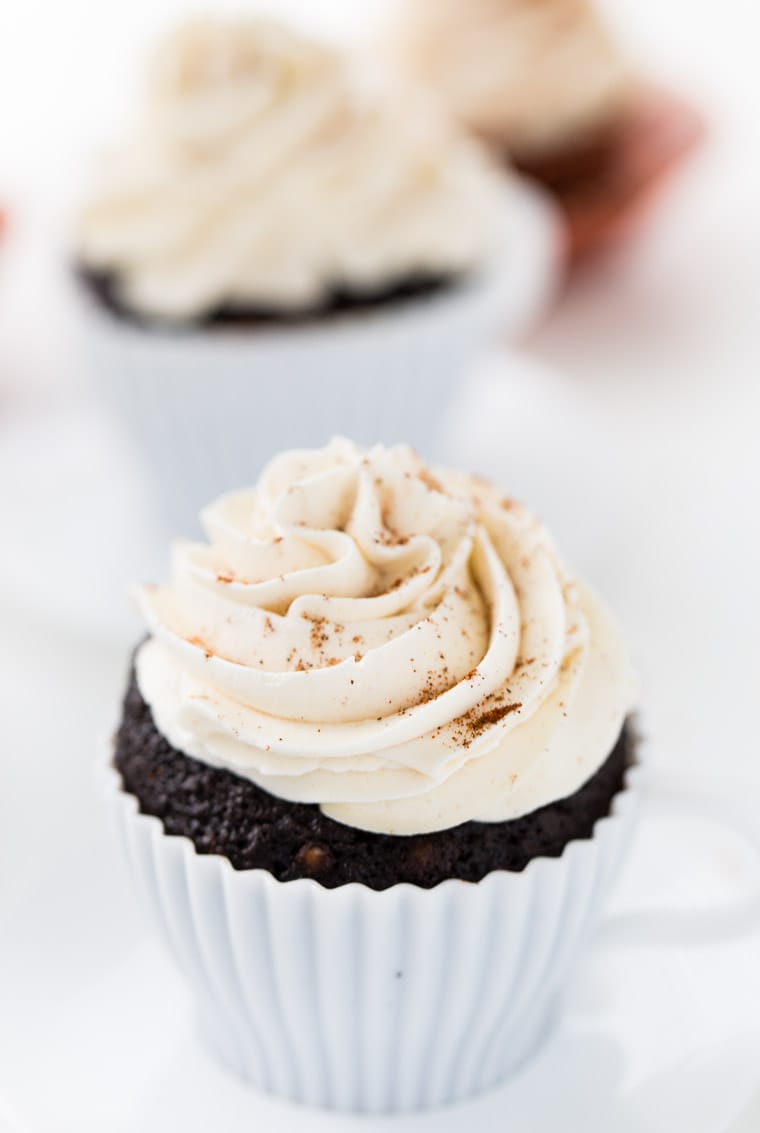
(136, 439), (636, 835)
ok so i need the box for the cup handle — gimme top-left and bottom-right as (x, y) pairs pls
(598, 770), (760, 948)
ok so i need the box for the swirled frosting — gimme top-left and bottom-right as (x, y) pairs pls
(77, 17), (505, 323)
(388, 0), (634, 159)
(135, 439), (636, 835)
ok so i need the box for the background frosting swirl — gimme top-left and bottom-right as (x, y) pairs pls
(136, 439), (636, 835)
(78, 17), (505, 322)
(388, 0), (633, 158)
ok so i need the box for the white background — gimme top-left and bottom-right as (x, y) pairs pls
(2, 1), (760, 1130)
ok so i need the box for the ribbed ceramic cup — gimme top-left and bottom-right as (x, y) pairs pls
(76, 180), (561, 537)
(105, 760), (640, 1114)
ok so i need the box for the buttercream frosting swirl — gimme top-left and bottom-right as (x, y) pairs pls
(135, 439), (636, 835)
(388, 0), (634, 159)
(78, 16), (505, 322)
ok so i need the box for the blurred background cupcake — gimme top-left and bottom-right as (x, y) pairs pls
(74, 15), (560, 534)
(386, 0), (703, 257)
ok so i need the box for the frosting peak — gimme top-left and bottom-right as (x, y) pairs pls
(146, 18), (339, 152)
(152, 18), (332, 100)
(388, 0), (633, 159)
(78, 17), (505, 322)
(136, 440), (636, 835)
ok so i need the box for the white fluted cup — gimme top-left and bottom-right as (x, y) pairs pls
(77, 181), (561, 537)
(106, 760), (639, 1114)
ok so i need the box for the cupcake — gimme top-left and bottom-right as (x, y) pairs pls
(387, 0), (703, 256)
(107, 438), (639, 1111)
(75, 17), (559, 533)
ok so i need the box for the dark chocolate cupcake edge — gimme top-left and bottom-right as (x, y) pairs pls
(113, 668), (636, 892)
(76, 264), (463, 332)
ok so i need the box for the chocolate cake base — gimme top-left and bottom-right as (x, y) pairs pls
(507, 88), (704, 259)
(512, 125), (622, 199)
(114, 672), (634, 891)
(77, 266), (457, 330)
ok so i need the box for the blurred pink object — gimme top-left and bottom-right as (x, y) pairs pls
(561, 87), (705, 260)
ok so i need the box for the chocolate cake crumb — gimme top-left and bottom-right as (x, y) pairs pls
(296, 843), (334, 877)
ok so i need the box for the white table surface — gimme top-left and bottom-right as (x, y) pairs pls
(2, 0), (760, 1130)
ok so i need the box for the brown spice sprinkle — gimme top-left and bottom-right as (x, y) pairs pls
(186, 635), (212, 660)
(416, 677), (451, 705)
(561, 646), (582, 674)
(469, 702), (522, 733)
(217, 574), (235, 584)
(263, 616), (274, 635)
(376, 518), (409, 548)
(450, 696), (523, 748)
(417, 468), (444, 494)
(307, 615), (330, 650)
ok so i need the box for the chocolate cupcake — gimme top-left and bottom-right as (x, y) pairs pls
(387, 0), (702, 256)
(108, 438), (639, 1111)
(74, 17), (559, 532)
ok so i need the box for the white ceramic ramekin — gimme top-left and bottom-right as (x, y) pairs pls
(105, 759), (639, 1114)
(76, 179), (562, 537)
